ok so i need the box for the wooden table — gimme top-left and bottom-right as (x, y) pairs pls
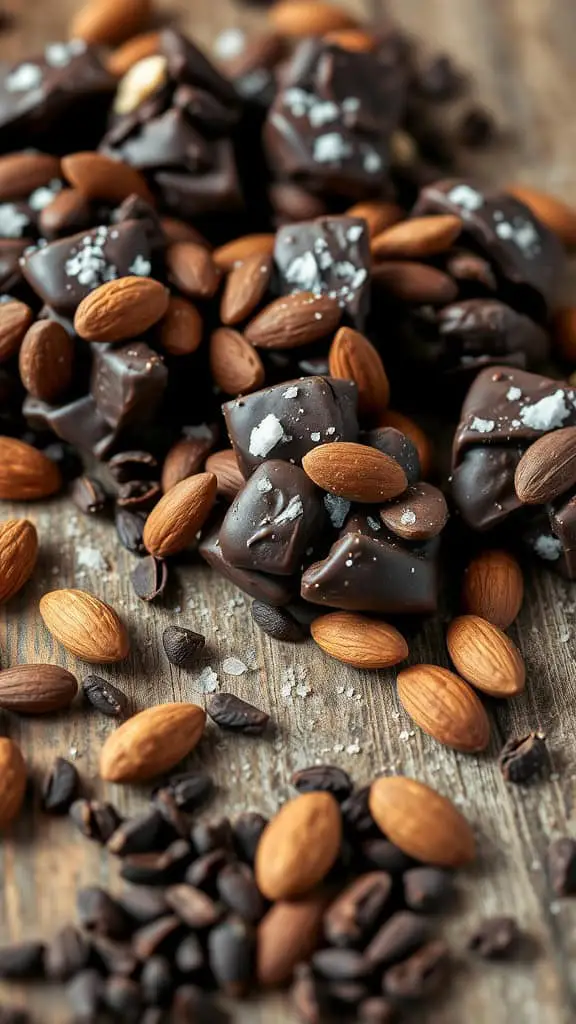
(1, 1), (576, 1021)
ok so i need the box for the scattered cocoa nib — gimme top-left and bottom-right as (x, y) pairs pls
(383, 939), (449, 999)
(131, 555), (168, 602)
(83, 675), (129, 718)
(107, 809), (175, 857)
(153, 771), (214, 813)
(292, 764), (353, 801)
(251, 601), (307, 642)
(467, 916), (520, 959)
(403, 867), (454, 912)
(69, 799), (122, 844)
(71, 474), (107, 514)
(547, 837), (576, 896)
(116, 478), (162, 510)
(162, 625), (205, 668)
(0, 942), (45, 980)
(41, 756), (79, 814)
(499, 732), (548, 784)
(107, 450), (158, 483)
(206, 692), (269, 734)
(115, 508), (148, 554)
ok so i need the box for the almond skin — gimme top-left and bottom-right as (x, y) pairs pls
(221, 252), (272, 326)
(74, 277), (170, 343)
(62, 151), (153, 204)
(369, 776), (475, 867)
(371, 214), (462, 260)
(0, 300), (34, 363)
(70, 0), (152, 46)
(107, 30), (161, 76)
(161, 438), (213, 493)
(245, 292), (342, 349)
(311, 612), (408, 669)
(0, 664), (78, 714)
(329, 326), (390, 420)
(257, 896), (327, 988)
(159, 296), (203, 357)
(379, 410), (432, 478)
(345, 200), (403, 238)
(166, 243), (220, 300)
(255, 792), (342, 900)
(205, 450), (245, 502)
(507, 184), (576, 248)
(514, 427), (576, 504)
(446, 615), (526, 698)
(323, 28), (378, 51)
(39, 589), (130, 663)
(0, 519), (38, 604)
(100, 702), (206, 783)
(397, 664), (491, 753)
(554, 307), (576, 362)
(269, 1), (357, 36)
(302, 442), (407, 503)
(143, 472), (217, 557)
(0, 152), (61, 202)
(213, 234), (275, 272)
(0, 437), (62, 500)
(210, 328), (265, 396)
(462, 549), (524, 629)
(0, 738), (27, 829)
(372, 261), (458, 305)
(19, 320), (74, 402)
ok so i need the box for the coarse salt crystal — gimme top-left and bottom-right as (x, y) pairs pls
(196, 666), (219, 693)
(0, 204), (30, 238)
(130, 255), (151, 276)
(310, 431), (321, 442)
(447, 184), (484, 211)
(5, 63), (42, 92)
(324, 493), (351, 528)
(533, 535), (562, 561)
(283, 385), (299, 399)
(506, 386), (522, 401)
(400, 510), (417, 526)
(470, 417), (495, 433)
(313, 133), (352, 164)
(256, 476), (273, 493)
(520, 390), (570, 431)
(249, 413), (285, 458)
(273, 495), (304, 525)
(214, 28), (246, 60)
(222, 657), (247, 676)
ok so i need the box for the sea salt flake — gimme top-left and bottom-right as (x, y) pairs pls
(0, 204), (30, 238)
(274, 495), (304, 526)
(28, 180), (62, 211)
(45, 42), (77, 67)
(130, 254), (151, 276)
(347, 225), (364, 243)
(400, 510), (417, 526)
(257, 476), (273, 493)
(324, 493), (351, 528)
(285, 252), (322, 292)
(533, 535), (562, 560)
(313, 133), (352, 164)
(249, 413), (284, 457)
(520, 390), (569, 430)
(342, 97), (360, 113)
(284, 87), (314, 118)
(222, 657), (247, 676)
(470, 416), (495, 433)
(283, 386), (299, 399)
(196, 666), (219, 693)
(214, 28), (246, 59)
(448, 184), (484, 211)
(310, 431), (321, 442)
(76, 546), (108, 572)
(6, 63), (42, 92)
(366, 516), (381, 531)
(309, 100), (339, 127)
(363, 150), (382, 173)
(346, 742), (361, 755)
(507, 386), (522, 401)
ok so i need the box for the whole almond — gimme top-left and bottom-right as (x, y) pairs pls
(345, 200), (403, 239)
(329, 326), (390, 420)
(302, 442), (407, 503)
(210, 328), (265, 396)
(397, 664), (490, 753)
(0, 300), (34, 363)
(62, 152), (153, 205)
(380, 483), (449, 541)
(100, 702), (206, 783)
(507, 184), (576, 248)
(161, 218), (211, 247)
(323, 28), (378, 51)
(213, 234), (275, 271)
(74, 277), (169, 343)
(0, 519), (38, 604)
(245, 292), (341, 349)
(0, 437), (62, 501)
(379, 409), (432, 478)
(0, 152), (61, 202)
(39, 188), (92, 240)
(269, 1), (357, 36)
(554, 307), (576, 362)
(257, 896), (327, 987)
(159, 296), (203, 356)
(369, 776), (475, 867)
(462, 549), (523, 629)
(108, 30), (161, 76)
(40, 589), (130, 663)
(446, 615), (526, 698)
(0, 738), (27, 829)
(205, 449), (245, 502)
(221, 252), (272, 325)
(143, 472), (217, 557)
(0, 664), (78, 714)
(70, 0), (151, 46)
(255, 792), (342, 900)
(19, 320), (74, 402)
(166, 242), (220, 300)
(162, 438), (213, 493)
(515, 427), (576, 504)
(372, 261), (458, 305)
(371, 214), (462, 260)
(311, 612), (408, 669)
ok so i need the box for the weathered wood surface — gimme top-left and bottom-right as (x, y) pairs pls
(1, 1), (576, 1021)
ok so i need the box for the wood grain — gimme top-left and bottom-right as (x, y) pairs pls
(0, 1), (576, 1021)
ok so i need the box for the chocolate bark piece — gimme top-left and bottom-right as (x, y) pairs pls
(112, 194), (166, 252)
(362, 427), (420, 484)
(437, 298), (549, 374)
(90, 342), (167, 431)
(451, 446), (524, 532)
(0, 240), (29, 294)
(199, 523), (296, 606)
(23, 394), (118, 460)
(223, 375), (358, 478)
(274, 216), (371, 328)
(154, 140), (242, 219)
(219, 460), (326, 576)
(215, 29), (285, 107)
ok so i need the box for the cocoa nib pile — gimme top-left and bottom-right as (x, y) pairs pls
(0, 0), (576, 1021)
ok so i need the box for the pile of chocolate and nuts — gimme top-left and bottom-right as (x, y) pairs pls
(1, 0), (576, 1020)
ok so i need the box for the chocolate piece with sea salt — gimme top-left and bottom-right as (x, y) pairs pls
(23, 394), (118, 460)
(0, 240), (29, 295)
(451, 446), (524, 532)
(199, 523), (296, 606)
(223, 375), (358, 478)
(362, 427), (421, 485)
(436, 299), (549, 374)
(90, 343), (168, 432)
(214, 28), (285, 107)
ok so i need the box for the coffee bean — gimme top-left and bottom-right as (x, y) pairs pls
(108, 809), (176, 857)
(208, 916), (255, 998)
(175, 933), (204, 975)
(77, 887), (133, 940)
(358, 996), (397, 1023)
(467, 916), (520, 959)
(131, 555), (168, 602)
(365, 911), (431, 968)
(233, 812), (268, 864)
(383, 939), (449, 999)
(115, 508), (148, 553)
(108, 450), (159, 483)
(116, 478), (162, 510)
(153, 771), (214, 813)
(66, 969), (105, 1020)
(119, 887), (169, 927)
(132, 915), (183, 960)
(547, 837), (576, 896)
(292, 764), (353, 801)
(162, 625), (205, 668)
(140, 955), (174, 1007)
(0, 1005), (30, 1024)
(71, 474), (107, 514)
(105, 976), (142, 1023)
(82, 675), (129, 718)
(326, 979), (370, 1006)
(45, 925), (91, 981)
(120, 839), (194, 886)
(341, 787), (378, 839)
(499, 732), (547, 784)
(291, 964), (325, 1024)
(91, 936), (138, 978)
(361, 839), (412, 874)
(42, 756), (79, 814)
(217, 862), (266, 924)
(323, 873), (393, 948)
(0, 942), (45, 979)
(403, 867), (454, 912)
(69, 799), (122, 843)
(251, 601), (306, 642)
(312, 948), (372, 981)
(186, 850), (234, 891)
(165, 884), (222, 929)
(206, 693), (269, 735)
(191, 817), (234, 855)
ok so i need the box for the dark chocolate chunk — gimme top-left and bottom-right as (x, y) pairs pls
(437, 299), (549, 374)
(364, 911), (430, 968)
(0, 942), (45, 979)
(467, 916), (520, 959)
(199, 523), (297, 606)
(207, 693), (270, 735)
(446, 248), (497, 292)
(292, 764), (353, 801)
(83, 674), (129, 718)
(458, 106), (496, 148)
(41, 756), (79, 814)
(71, 474), (107, 514)
(403, 868), (454, 912)
(382, 939), (448, 999)
(451, 445), (524, 532)
(208, 916), (255, 998)
(44, 925), (91, 982)
(216, 29), (284, 107)
(499, 732), (548, 784)
(362, 426), (420, 484)
(91, 342), (167, 432)
(162, 625), (205, 668)
(547, 837), (576, 896)
(380, 482), (448, 541)
(24, 393), (119, 460)
(69, 799), (122, 844)
(131, 555), (168, 601)
(251, 600), (306, 642)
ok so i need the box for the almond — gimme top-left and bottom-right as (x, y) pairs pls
(210, 327), (265, 396)
(257, 896), (327, 987)
(74, 277), (169, 343)
(161, 218), (211, 247)
(269, 1), (357, 37)
(107, 30), (161, 76)
(221, 252), (273, 325)
(0, 437), (62, 501)
(514, 427), (576, 504)
(311, 612), (408, 669)
(70, 0), (151, 46)
(213, 234), (275, 271)
(62, 151), (154, 205)
(99, 702), (206, 783)
(302, 442), (407, 503)
(0, 664), (78, 714)
(19, 320), (74, 402)
(554, 307), (576, 362)
(0, 299), (34, 363)
(39, 589), (130, 663)
(0, 519), (38, 604)
(372, 261), (458, 305)
(369, 776), (475, 867)
(0, 738), (27, 829)
(323, 28), (378, 51)
(39, 188), (92, 240)
(446, 615), (526, 698)
(161, 438), (213, 493)
(328, 326), (390, 420)
(0, 152), (61, 202)
(159, 296), (203, 357)
(166, 242), (220, 300)
(143, 472), (217, 557)
(462, 549), (523, 630)
(255, 792), (342, 900)
(371, 214), (462, 260)
(507, 184), (576, 248)
(113, 54), (168, 116)
(380, 482), (448, 541)
(379, 409), (432, 478)
(245, 292), (341, 350)
(205, 449), (245, 502)
(397, 664), (490, 753)
(345, 200), (403, 239)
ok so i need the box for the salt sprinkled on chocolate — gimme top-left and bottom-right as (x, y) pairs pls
(249, 414), (285, 458)
(519, 391), (570, 430)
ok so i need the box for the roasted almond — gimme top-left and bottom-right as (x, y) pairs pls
(554, 307), (576, 362)
(107, 30), (161, 76)
(113, 54), (168, 115)
(213, 234), (275, 271)
(74, 277), (169, 343)
(0, 299), (34, 363)
(70, 0), (151, 46)
(221, 252), (273, 325)
(0, 437), (62, 501)
(205, 449), (245, 502)
(255, 792), (342, 900)
(38, 188), (92, 240)
(0, 152), (61, 202)
(369, 776), (475, 867)
(311, 612), (408, 669)
(345, 200), (404, 239)
(269, 1), (357, 37)
(302, 442), (407, 503)
(166, 242), (220, 300)
(328, 326), (390, 420)
(161, 218), (211, 247)
(0, 738), (27, 829)
(257, 896), (327, 987)
(100, 702), (206, 783)
(397, 664), (490, 753)
(380, 483), (449, 541)
(19, 320), (74, 402)
(507, 184), (576, 248)
(462, 549), (523, 629)
(515, 427), (576, 504)
(372, 261), (458, 305)
(379, 410), (432, 478)
(62, 151), (154, 205)
(446, 615), (526, 698)
(161, 438), (213, 493)
(159, 295), (203, 357)
(143, 472), (217, 557)
(40, 589), (130, 663)
(0, 519), (38, 604)
(245, 292), (342, 349)
(210, 327), (265, 396)
(371, 215), (462, 260)
(0, 664), (78, 714)
(323, 28), (378, 51)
